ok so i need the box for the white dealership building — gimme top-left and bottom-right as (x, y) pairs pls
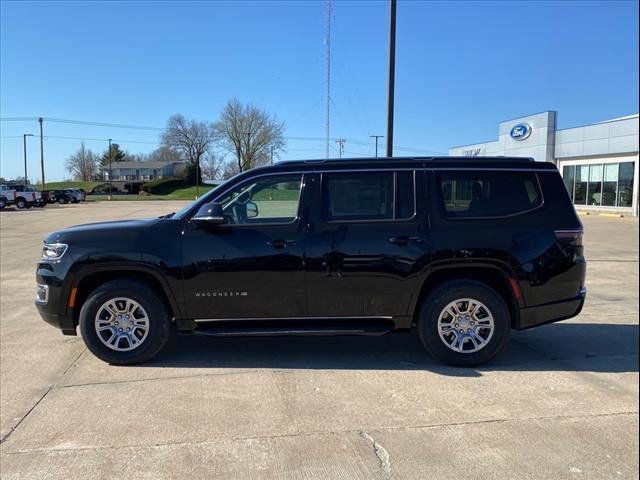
(449, 111), (639, 216)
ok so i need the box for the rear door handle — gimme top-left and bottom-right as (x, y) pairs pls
(267, 239), (297, 249)
(389, 236), (422, 245)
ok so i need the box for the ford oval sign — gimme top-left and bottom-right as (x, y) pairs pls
(510, 123), (532, 141)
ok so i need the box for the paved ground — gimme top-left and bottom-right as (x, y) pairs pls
(0, 201), (638, 479)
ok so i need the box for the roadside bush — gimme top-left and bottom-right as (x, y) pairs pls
(140, 177), (186, 195)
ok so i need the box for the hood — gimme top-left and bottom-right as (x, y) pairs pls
(45, 218), (161, 244)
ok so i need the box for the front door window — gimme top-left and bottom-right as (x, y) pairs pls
(218, 175), (303, 225)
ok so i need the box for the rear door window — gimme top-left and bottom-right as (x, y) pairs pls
(322, 171), (415, 221)
(438, 170), (542, 218)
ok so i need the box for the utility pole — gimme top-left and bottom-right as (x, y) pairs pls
(108, 139), (113, 201)
(335, 138), (345, 158)
(38, 117), (45, 191)
(195, 159), (200, 199)
(325, 0), (332, 159)
(23, 134), (34, 186)
(386, 0), (397, 158)
(369, 135), (383, 158)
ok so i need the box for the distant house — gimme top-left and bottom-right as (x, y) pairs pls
(103, 161), (187, 181)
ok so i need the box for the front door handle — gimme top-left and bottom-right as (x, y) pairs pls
(267, 239), (297, 249)
(389, 236), (422, 245)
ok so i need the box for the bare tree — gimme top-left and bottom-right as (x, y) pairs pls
(213, 98), (286, 173)
(147, 146), (182, 163)
(160, 114), (211, 165)
(65, 142), (99, 181)
(200, 151), (225, 180)
(221, 161), (240, 180)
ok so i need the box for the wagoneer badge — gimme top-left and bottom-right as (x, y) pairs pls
(510, 123), (532, 141)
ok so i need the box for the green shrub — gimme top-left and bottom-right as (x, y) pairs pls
(140, 177), (186, 195)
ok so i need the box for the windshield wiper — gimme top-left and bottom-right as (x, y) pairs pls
(159, 212), (175, 219)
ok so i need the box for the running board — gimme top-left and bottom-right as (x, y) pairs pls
(192, 323), (393, 338)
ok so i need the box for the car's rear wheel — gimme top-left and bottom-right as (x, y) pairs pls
(79, 279), (170, 364)
(0, 198), (6, 209)
(418, 280), (510, 367)
(15, 197), (27, 209)
(58, 197), (67, 204)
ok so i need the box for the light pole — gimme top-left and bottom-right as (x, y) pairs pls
(270, 145), (275, 166)
(369, 135), (383, 158)
(386, 0), (397, 158)
(38, 117), (45, 191)
(108, 139), (113, 201)
(23, 134), (34, 186)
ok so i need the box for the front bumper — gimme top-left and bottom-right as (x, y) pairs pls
(36, 304), (76, 335)
(517, 287), (587, 330)
(35, 259), (77, 336)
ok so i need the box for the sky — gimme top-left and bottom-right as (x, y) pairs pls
(1, 0), (638, 182)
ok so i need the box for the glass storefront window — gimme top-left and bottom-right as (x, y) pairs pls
(587, 164), (603, 206)
(574, 165), (589, 205)
(602, 164), (618, 207)
(562, 165), (575, 199)
(563, 160), (636, 209)
(618, 162), (635, 207)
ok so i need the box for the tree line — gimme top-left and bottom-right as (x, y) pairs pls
(65, 98), (286, 182)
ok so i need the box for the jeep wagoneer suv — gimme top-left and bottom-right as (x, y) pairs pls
(36, 157), (586, 367)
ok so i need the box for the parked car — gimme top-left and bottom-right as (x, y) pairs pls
(0, 183), (43, 209)
(35, 157), (586, 367)
(65, 188), (85, 203)
(46, 190), (75, 204)
(0, 187), (16, 209)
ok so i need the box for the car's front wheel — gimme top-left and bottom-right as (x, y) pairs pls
(418, 280), (510, 367)
(79, 279), (171, 364)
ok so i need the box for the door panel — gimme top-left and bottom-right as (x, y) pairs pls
(305, 170), (431, 317)
(181, 173), (308, 319)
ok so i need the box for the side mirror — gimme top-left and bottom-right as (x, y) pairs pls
(246, 201), (259, 218)
(193, 202), (224, 224)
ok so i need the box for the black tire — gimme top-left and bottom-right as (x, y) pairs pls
(0, 198), (6, 209)
(58, 197), (67, 204)
(417, 280), (510, 367)
(71, 198), (78, 203)
(15, 197), (27, 209)
(79, 279), (171, 365)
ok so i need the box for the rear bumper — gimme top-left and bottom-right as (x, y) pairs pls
(517, 287), (586, 330)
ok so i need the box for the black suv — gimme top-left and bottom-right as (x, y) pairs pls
(36, 157), (586, 366)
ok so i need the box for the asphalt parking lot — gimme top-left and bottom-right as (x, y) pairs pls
(0, 201), (638, 479)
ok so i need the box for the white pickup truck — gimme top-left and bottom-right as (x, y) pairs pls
(0, 187), (16, 209)
(0, 184), (44, 209)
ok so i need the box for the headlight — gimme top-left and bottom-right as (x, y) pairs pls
(42, 243), (68, 260)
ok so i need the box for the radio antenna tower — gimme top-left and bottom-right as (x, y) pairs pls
(325, 0), (331, 159)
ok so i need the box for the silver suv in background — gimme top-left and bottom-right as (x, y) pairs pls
(65, 188), (85, 203)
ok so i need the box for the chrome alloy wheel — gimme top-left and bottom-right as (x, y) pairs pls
(94, 297), (150, 351)
(437, 298), (495, 354)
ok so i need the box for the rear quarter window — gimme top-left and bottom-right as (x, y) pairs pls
(438, 170), (543, 218)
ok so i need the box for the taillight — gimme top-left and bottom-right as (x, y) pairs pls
(555, 229), (583, 246)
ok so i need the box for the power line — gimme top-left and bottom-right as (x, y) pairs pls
(0, 135), (159, 145)
(0, 116), (446, 154)
(0, 117), (38, 122)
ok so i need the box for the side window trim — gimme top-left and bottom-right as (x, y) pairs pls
(320, 170), (417, 224)
(435, 170), (545, 220)
(209, 173), (305, 227)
